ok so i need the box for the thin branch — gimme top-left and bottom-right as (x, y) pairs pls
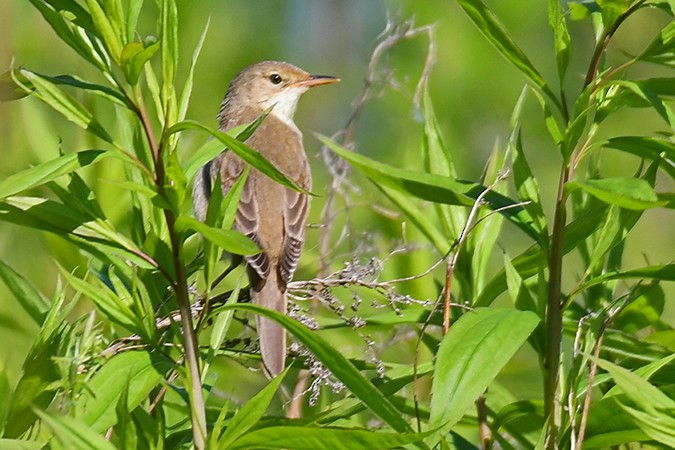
(317, 15), (437, 280)
(477, 395), (491, 450)
(583, 0), (646, 88)
(443, 169), (511, 333)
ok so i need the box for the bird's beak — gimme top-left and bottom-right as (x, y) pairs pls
(296, 75), (340, 88)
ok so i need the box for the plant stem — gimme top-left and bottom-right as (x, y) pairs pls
(544, 165), (569, 449)
(583, 1), (646, 88)
(165, 210), (207, 449)
(476, 396), (491, 450)
(135, 91), (207, 449)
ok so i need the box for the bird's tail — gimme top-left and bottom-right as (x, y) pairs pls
(252, 271), (286, 378)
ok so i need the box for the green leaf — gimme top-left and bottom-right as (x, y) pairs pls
(36, 73), (133, 108)
(206, 277), (242, 376)
(320, 134), (542, 243)
(170, 120), (312, 195)
(60, 268), (139, 331)
(620, 403), (675, 448)
(83, 0), (123, 64)
(471, 143), (508, 293)
(509, 91), (548, 244)
(0, 440), (44, 450)
(456, 0), (562, 112)
(164, 147), (187, 211)
(0, 258), (49, 326)
(217, 368), (289, 449)
(584, 204), (642, 276)
(21, 70), (113, 143)
(184, 139), (227, 183)
(512, 133), (549, 237)
(603, 136), (675, 180)
(121, 41), (160, 85)
(378, 185), (449, 254)
(592, 356), (675, 446)
(615, 283), (665, 333)
(3, 321), (68, 438)
(421, 86), (466, 238)
(492, 400), (544, 439)
(607, 80), (675, 128)
(174, 216), (259, 255)
(428, 308), (539, 437)
(565, 178), (665, 210)
(0, 150), (109, 200)
(178, 18), (210, 122)
(75, 351), (167, 432)
(229, 426), (428, 450)
(583, 395), (647, 448)
(638, 19), (675, 64)
(27, 0), (104, 70)
(160, 0), (178, 89)
(183, 111), (272, 182)
(218, 303), (414, 434)
(572, 264), (675, 295)
(0, 196), (156, 270)
(126, 0), (144, 42)
(35, 409), (118, 450)
(548, 0), (571, 83)
(569, 2), (593, 22)
(594, 357), (675, 411)
(503, 255), (544, 355)
(477, 201), (611, 306)
(598, 0), (630, 31)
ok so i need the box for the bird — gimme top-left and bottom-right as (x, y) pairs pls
(192, 61), (339, 377)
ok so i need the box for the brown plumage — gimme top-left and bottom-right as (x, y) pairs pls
(193, 61), (338, 377)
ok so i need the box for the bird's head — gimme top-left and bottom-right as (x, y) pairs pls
(224, 61), (339, 125)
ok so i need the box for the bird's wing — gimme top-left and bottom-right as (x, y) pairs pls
(279, 168), (310, 284)
(211, 153), (270, 286)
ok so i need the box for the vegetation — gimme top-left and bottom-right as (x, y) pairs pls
(0, 0), (674, 449)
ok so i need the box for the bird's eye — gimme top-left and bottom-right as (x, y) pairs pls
(269, 73), (283, 85)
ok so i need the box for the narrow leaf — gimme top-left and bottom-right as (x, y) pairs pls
(178, 17), (210, 122)
(218, 303), (414, 434)
(27, 0), (103, 70)
(593, 357), (675, 412)
(320, 134), (542, 243)
(428, 308), (539, 436)
(174, 216), (259, 255)
(572, 264), (675, 295)
(83, 0), (123, 64)
(0, 258), (49, 326)
(217, 368), (289, 449)
(34, 409), (117, 450)
(230, 426), (427, 450)
(548, 0), (571, 83)
(603, 136), (675, 180)
(457, 0), (561, 112)
(121, 41), (160, 85)
(75, 351), (167, 432)
(170, 120), (311, 195)
(21, 70), (113, 143)
(565, 178), (666, 210)
(0, 150), (109, 200)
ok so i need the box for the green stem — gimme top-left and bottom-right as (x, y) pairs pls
(544, 164), (569, 449)
(165, 210), (207, 449)
(583, 0), (646, 88)
(135, 93), (207, 449)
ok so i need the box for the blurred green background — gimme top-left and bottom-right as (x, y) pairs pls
(1, 0), (673, 396)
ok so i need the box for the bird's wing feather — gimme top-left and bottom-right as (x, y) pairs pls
(279, 167), (310, 284)
(212, 153), (270, 285)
